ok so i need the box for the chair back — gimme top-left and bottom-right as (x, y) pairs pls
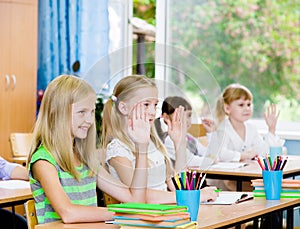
(24, 199), (37, 229)
(188, 124), (207, 137)
(103, 192), (120, 206)
(10, 133), (33, 157)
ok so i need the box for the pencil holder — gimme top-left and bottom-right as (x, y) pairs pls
(262, 170), (283, 200)
(176, 190), (200, 222)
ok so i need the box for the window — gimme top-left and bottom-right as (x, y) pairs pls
(156, 0), (300, 137)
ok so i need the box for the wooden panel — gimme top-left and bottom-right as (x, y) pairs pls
(0, 0), (37, 160)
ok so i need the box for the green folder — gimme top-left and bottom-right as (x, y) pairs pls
(108, 202), (188, 215)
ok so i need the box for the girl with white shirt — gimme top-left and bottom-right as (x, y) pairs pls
(207, 83), (284, 190)
(101, 75), (218, 203)
(207, 83), (283, 162)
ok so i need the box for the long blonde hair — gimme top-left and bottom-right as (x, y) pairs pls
(215, 83), (253, 125)
(101, 75), (174, 177)
(27, 75), (98, 180)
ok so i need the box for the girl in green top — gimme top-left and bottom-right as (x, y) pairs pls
(27, 75), (149, 224)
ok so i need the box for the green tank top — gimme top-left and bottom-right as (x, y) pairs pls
(28, 145), (97, 224)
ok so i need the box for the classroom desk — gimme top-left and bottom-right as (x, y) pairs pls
(34, 194), (300, 229)
(198, 195), (300, 229)
(0, 181), (32, 208)
(0, 180), (32, 228)
(35, 221), (119, 229)
(197, 155), (300, 191)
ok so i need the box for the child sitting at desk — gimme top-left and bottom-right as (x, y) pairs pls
(207, 83), (284, 190)
(0, 156), (28, 229)
(101, 75), (218, 202)
(154, 96), (215, 167)
(27, 75), (150, 224)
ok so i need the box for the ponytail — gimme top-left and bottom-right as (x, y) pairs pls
(214, 96), (226, 125)
(100, 98), (114, 149)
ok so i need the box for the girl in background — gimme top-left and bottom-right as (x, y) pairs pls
(101, 75), (218, 203)
(154, 96), (215, 167)
(27, 75), (148, 224)
(207, 83), (284, 190)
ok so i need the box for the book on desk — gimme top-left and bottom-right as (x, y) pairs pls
(107, 202), (196, 228)
(251, 178), (300, 198)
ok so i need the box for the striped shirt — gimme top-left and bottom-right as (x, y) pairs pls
(28, 145), (97, 224)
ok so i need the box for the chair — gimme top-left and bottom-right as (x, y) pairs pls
(188, 124), (208, 146)
(24, 199), (37, 229)
(103, 192), (120, 206)
(188, 124), (207, 137)
(10, 133), (33, 166)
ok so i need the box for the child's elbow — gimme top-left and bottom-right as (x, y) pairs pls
(58, 208), (75, 224)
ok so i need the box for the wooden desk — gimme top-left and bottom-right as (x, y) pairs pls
(198, 155), (300, 191)
(34, 194), (300, 229)
(35, 221), (119, 229)
(0, 181), (32, 208)
(198, 196), (300, 229)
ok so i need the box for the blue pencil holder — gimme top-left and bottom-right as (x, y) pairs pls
(176, 190), (200, 221)
(262, 170), (283, 200)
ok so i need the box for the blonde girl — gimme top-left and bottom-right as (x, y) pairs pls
(208, 83), (283, 162)
(101, 75), (218, 203)
(27, 75), (148, 224)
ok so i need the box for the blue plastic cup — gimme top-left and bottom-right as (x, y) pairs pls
(262, 170), (283, 200)
(269, 146), (282, 163)
(176, 190), (200, 221)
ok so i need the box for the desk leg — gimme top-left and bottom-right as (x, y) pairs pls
(236, 179), (242, 191)
(286, 208), (294, 229)
(12, 205), (16, 229)
(253, 219), (259, 228)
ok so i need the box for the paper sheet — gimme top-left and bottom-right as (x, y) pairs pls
(0, 180), (30, 189)
(202, 192), (249, 205)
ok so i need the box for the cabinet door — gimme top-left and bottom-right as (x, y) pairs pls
(9, 1), (37, 133)
(0, 0), (37, 160)
(0, 2), (12, 160)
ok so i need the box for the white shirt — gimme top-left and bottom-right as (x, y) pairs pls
(106, 138), (167, 191)
(207, 118), (284, 162)
(164, 134), (208, 167)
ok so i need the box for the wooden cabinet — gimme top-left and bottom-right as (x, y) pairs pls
(0, 0), (37, 161)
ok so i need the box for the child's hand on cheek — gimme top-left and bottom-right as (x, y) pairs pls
(128, 103), (150, 149)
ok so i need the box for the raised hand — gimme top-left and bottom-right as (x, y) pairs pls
(128, 103), (150, 148)
(264, 104), (280, 134)
(164, 106), (185, 144)
(202, 118), (216, 133)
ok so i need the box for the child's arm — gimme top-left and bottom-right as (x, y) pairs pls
(10, 165), (29, 180)
(264, 103), (280, 135)
(202, 118), (216, 133)
(32, 160), (113, 223)
(165, 106), (187, 171)
(100, 102), (149, 202)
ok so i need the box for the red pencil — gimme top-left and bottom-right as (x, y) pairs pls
(256, 156), (265, 170)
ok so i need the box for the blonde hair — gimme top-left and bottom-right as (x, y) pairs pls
(215, 83), (253, 124)
(27, 75), (98, 180)
(101, 75), (174, 177)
